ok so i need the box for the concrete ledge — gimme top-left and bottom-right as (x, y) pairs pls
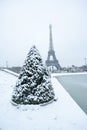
(1, 69), (19, 77)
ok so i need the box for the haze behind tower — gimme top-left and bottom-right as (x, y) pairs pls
(0, 0), (87, 67)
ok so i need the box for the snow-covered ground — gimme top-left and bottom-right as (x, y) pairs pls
(2, 69), (19, 77)
(0, 70), (87, 130)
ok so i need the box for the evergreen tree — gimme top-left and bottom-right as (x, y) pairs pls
(12, 46), (55, 105)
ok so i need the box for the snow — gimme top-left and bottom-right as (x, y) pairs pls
(0, 70), (87, 130)
(2, 69), (19, 77)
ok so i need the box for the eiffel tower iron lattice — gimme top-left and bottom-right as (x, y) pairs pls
(46, 25), (61, 70)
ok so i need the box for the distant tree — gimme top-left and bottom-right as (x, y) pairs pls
(12, 46), (55, 105)
(8, 67), (21, 73)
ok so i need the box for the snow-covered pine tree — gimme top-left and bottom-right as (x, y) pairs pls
(12, 46), (55, 105)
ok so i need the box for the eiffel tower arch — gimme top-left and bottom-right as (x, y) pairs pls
(46, 25), (61, 71)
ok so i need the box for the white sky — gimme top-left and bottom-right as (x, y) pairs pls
(0, 0), (87, 67)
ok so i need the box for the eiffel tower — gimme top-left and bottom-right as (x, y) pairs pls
(46, 25), (61, 70)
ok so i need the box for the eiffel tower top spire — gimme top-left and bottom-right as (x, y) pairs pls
(49, 24), (54, 51)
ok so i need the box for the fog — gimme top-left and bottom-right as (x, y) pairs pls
(0, 0), (87, 67)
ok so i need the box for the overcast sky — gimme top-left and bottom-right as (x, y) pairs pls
(0, 0), (87, 67)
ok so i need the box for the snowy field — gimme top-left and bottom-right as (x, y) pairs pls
(0, 70), (87, 130)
